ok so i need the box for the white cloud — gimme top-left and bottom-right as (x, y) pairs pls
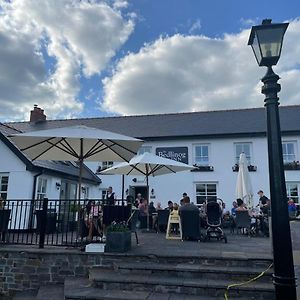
(188, 19), (201, 34)
(0, 0), (134, 121)
(102, 19), (300, 115)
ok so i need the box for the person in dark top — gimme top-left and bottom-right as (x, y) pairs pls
(105, 186), (115, 205)
(165, 200), (173, 211)
(179, 196), (199, 213)
(257, 190), (270, 215)
(148, 201), (156, 215)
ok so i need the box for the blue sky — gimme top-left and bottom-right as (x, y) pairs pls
(0, 0), (300, 122)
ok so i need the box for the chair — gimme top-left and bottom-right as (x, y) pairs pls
(166, 212), (182, 240)
(235, 210), (251, 235)
(180, 210), (201, 241)
(0, 209), (11, 242)
(156, 210), (170, 233)
(127, 209), (139, 245)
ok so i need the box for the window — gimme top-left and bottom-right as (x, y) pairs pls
(235, 143), (252, 165)
(195, 183), (217, 205)
(37, 178), (47, 200)
(138, 146), (152, 155)
(282, 142), (296, 163)
(0, 174), (9, 200)
(101, 161), (113, 170)
(194, 145), (209, 166)
(286, 183), (299, 203)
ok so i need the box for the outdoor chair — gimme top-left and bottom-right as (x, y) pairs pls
(0, 209), (11, 242)
(180, 210), (201, 241)
(128, 209), (139, 245)
(156, 210), (170, 233)
(235, 210), (251, 235)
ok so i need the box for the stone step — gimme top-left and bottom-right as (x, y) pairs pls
(36, 284), (64, 300)
(64, 278), (253, 300)
(11, 290), (37, 300)
(91, 262), (273, 282)
(90, 269), (275, 299)
(101, 253), (272, 268)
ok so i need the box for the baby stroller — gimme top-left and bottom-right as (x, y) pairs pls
(204, 199), (227, 243)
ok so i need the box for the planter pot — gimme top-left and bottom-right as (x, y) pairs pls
(105, 231), (131, 253)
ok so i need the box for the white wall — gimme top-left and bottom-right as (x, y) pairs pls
(88, 134), (300, 210)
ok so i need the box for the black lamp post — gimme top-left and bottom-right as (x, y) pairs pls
(248, 19), (296, 299)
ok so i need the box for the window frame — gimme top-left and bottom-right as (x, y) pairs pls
(36, 177), (47, 200)
(234, 142), (252, 165)
(195, 182), (217, 205)
(138, 146), (152, 155)
(0, 173), (9, 200)
(286, 182), (299, 204)
(193, 144), (210, 166)
(282, 141), (297, 163)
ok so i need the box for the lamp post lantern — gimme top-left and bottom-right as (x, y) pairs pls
(248, 19), (296, 299)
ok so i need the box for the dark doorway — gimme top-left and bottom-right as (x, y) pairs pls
(132, 186), (148, 201)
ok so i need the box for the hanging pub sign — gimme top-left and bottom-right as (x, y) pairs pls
(156, 147), (189, 164)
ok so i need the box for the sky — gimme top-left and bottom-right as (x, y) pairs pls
(0, 0), (300, 122)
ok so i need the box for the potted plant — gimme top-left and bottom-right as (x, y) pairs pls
(105, 221), (131, 252)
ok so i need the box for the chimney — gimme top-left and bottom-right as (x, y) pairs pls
(30, 104), (47, 123)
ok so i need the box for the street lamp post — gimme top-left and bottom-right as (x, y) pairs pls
(248, 19), (296, 299)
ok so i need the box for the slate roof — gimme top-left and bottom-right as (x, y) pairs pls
(5, 105), (300, 140)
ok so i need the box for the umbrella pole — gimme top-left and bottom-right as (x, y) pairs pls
(146, 175), (149, 231)
(121, 175), (125, 203)
(76, 139), (83, 242)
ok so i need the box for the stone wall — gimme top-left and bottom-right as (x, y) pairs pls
(0, 247), (105, 296)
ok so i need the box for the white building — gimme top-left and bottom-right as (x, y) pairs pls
(1, 105), (300, 211)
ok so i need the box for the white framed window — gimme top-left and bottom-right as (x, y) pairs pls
(102, 161), (113, 170)
(282, 142), (297, 163)
(37, 177), (47, 200)
(194, 144), (209, 166)
(138, 146), (152, 155)
(195, 183), (217, 205)
(235, 142), (252, 165)
(0, 174), (9, 200)
(286, 182), (299, 203)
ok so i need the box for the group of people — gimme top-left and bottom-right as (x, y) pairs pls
(83, 186), (116, 242)
(82, 184), (298, 240)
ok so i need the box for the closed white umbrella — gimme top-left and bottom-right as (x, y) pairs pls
(9, 125), (143, 200)
(235, 153), (254, 208)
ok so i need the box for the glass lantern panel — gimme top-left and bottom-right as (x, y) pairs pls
(257, 27), (285, 58)
(251, 32), (262, 64)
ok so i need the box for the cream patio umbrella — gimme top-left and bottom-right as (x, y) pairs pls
(101, 152), (196, 191)
(101, 152), (195, 230)
(235, 152), (254, 208)
(9, 125), (143, 200)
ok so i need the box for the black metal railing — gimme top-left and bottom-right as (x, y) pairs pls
(0, 198), (131, 248)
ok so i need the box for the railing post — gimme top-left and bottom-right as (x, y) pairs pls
(39, 197), (48, 249)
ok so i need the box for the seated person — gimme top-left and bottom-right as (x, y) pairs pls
(179, 196), (199, 213)
(231, 201), (238, 216)
(288, 198), (297, 218)
(165, 200), (174, 212)
(236, 198), (248, 212)
(85, 200), (103, 241)
(156, 202), (163, 210)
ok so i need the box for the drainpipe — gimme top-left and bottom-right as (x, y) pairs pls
(28, 171), (43, 230)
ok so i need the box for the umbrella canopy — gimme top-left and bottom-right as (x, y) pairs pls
(9, 125), (142, 162)
(235, 153), (254, 208)
(101, 152), (195, 230)
(100, 152), (195, 178)
(9, 125), (143, 199)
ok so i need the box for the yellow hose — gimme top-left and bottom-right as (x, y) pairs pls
(224, 263), (273, 300)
